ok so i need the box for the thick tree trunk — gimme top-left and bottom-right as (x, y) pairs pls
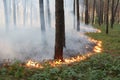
(54, 0), (65, 60)
(76, 0), (80, 31)
(111, 0), (120, 28)
(39, 0), (45, 31)
(85, 0), (89, 24)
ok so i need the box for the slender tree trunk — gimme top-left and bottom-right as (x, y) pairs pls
(111, 0), (114, 28)
(54, 0), (65, 60)
(98, 0), (101, 26)
(13, 0), (16, 27)
(111, 0), (120, 28)
(39, 0), (45, 31)
(3, 0), (9, 32)
(46, 0), (51, 27)
(73, 0), (76, 29)
(85, 0), (89, 24)
(118, 10), (120, 23)
(76, 0), (80, 31)
(92, 0), (96, 24)
(101, 0), (104, 24)
(30, 0), (32, 27)
(23, 0), (26, 25)
(106, 0), (109, 34)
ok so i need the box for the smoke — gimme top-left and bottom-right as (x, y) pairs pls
(0, 0), (98, 62)
(0, 25), (97, 62)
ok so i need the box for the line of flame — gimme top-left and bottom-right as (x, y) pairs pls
(25, 29), (102, 68)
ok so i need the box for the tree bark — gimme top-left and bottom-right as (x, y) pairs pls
(54, 0), (65, 60)
(106, 0), (109, 34)
(3, 0), (9, 32)
(39, 0), (45, 31)
(76, 0), (80, 31)
(30, 0), (32, 27)
(13, 0), (17, 27)
(46, 0), (51, 28)
(73, 0), (76, 29)
(111, 0), (120, 28)
(85, 0), (89, 24)
(23, 0), (27, 26)
(92, 0), (96, 24)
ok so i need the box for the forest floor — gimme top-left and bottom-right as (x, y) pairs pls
(0, 24), (120, 80)
(87, 24), (120, 56)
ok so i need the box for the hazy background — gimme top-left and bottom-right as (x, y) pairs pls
(0, 0), (97, 62)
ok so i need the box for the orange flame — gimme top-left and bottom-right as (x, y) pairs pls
(26, 60), (43, 68)
(89, 38), (102, 53)
(25, 52), (98, 68)
(26, 29), (102, 68)
(97, 29), (101, 33)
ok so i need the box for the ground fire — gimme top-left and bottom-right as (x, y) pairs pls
(26, 29), (102, 68)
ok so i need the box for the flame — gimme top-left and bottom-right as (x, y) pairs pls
(88, 29), (102, 53)
(26, 60), (43, 68)
(25, 53), (98, 68)
(89, 38), (102, 53)
(25, 29), (102, 68)
(96, 29), (101, 33)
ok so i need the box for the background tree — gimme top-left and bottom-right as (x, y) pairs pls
(85, 0), (89, 24)
(73, 0), (76, 29)
(13, 0), (17, 27)
(23, 0), (27, 25)
(111, 0), (120, 28)
(76, 0), (80, 31)
(39, 0), (45, 31)
(30, 0), (33, 27)
(54, 0), (65, 60)
(3, 0), (9, 31)
(92, 0), (96, 24)
(106, 0), (110, 34)
(46, 0), (51, 27)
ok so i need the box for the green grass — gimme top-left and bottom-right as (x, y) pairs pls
(87, 24), (120, 55)
(0, 54), (120, 80)
(0, 24), (120, 80)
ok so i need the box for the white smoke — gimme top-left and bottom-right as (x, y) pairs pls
(0, 0), (98, 62)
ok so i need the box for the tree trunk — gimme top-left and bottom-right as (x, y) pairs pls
(30, 0), (32, 27)
(39, 0), (45, 31)
(23, 0), (27, 26)
(111, 0), (114, 28)
(100, 0), (104, 24)
(54, 0), (65, 60)
(73, 0), (76, 29)
(3, 0), (9, 32)
(106, 0), (109, 34)
(46, 0), (51, 27)
(85, 0), (89, 24)
(76, 0), (80, 31)
(92, 0), (96, 24)
(111, 0), (120, 28)
(98, 0), (101, 25)
(13, 0), (17, 27)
